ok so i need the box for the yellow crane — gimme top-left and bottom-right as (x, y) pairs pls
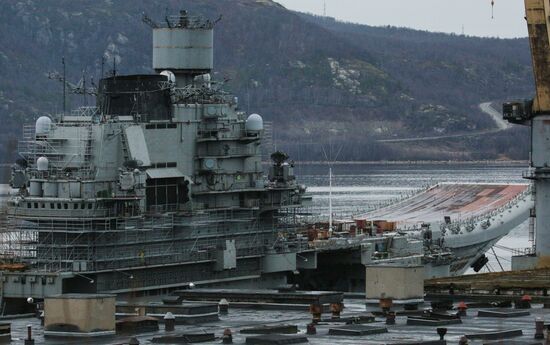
(525, 0), (550, 114)
(503, 0), (550, 268)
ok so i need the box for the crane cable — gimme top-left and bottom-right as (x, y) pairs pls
(491, 0), (495, 19)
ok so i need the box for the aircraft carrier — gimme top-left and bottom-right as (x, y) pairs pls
(1, 11), (312, 312)
(0, 10), (534, 311)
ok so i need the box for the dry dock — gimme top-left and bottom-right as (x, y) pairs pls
(4, 296), (550, 344)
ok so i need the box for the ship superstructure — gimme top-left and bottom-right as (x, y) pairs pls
(2, 11), (309, 306)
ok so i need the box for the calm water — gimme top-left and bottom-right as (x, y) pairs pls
(295, 162), (531, 272)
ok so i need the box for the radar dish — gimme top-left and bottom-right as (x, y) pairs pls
(160, 70), (176, 84)
(271, 151), (289, 165)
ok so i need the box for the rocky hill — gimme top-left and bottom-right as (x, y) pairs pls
(0, 0), (534, 163)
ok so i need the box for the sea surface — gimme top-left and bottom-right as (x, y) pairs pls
(0, 162), (531, 272)
(295, 162), (531, 272)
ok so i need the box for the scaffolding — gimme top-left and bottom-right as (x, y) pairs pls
(1, 204), (309, 274)
(18, 119), (94, 179)
(262, 121), (274, 161)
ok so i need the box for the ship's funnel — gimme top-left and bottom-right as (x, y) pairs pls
(152, 10), (214, 85)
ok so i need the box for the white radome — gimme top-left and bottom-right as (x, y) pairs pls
(160, 70), (176, 84)
(245, 113), (263, 132)
(36, 156), (49, 171)
(35, 116), (52, 135)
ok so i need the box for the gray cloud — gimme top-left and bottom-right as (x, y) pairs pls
(275, 0), (527, 38)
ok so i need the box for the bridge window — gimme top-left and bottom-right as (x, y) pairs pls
(146, 177), (188, 208)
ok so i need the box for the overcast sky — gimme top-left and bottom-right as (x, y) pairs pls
(275, 0), (528, 38)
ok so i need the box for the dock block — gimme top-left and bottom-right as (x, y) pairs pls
(173, 288), (343, 305)
(407, 317), (462, 326)
(116, 302), (219, 324)
(477, 309), (530, 318)
(245, 334), (308, 345)
(0, 323), (10, 344)
(116, 316), (159, 334)
(365, 265), (424, 302)
(240, 324), (298, 334)
(151, 333), (216, 343)
(483, 341), (542, 345)
(44, 294), (116, 337)
(465, 329), (523, 340)
(387, 341), (447, 345)
(328, 324), (388, 336)
(321, 314), (375, 324)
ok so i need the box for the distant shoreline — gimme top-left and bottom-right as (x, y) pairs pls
(3, 160), (529, 167)
(287, 160), (529, 166)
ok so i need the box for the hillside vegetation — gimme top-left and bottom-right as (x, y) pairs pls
(0, 0), (534, 163)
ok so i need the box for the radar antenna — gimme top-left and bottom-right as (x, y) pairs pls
(47, 71), (97, 95)
(142, 13), (159, 28)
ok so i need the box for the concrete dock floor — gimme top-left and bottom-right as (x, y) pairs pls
(4, 299), (549, 344)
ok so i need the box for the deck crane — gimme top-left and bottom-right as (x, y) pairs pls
(503, 0), (550, 268)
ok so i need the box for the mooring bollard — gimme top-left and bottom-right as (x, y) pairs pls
(219, 298), (229, 314)
(164, 312), (175, 332)
(457, 301), (468, 317)
(24, 325), (34, 345)
(330, 302), (343, 319)
(306, 323), (316, 335)
(379, 297), (393, 314)
(222, 328), (233, 344)
(535, 317), (545, 339)
(385, 311), (396, 325)
(437, 327), (447, 340)
(309, 303), (322, 324)
(458, 335), (469, 345)
(128, 337), (139, 345)
(516, 295), (532, 309)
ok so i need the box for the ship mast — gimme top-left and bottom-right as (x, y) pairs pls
(329, 166), (333, 232)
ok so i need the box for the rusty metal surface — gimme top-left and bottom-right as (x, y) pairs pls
(525, 0), (550, 113)
(358, 184), (528, 225)
(425, 268), (550, 295)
